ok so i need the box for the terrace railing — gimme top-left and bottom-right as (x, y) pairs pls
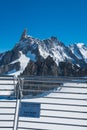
(0, 75), (87, 130)
(16, 76), (87, 130)
(0, 75), (17, 130)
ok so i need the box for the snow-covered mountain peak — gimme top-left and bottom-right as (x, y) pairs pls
(76, 43), (85, 48)
(70, 43), (86, 49)
(14, 32), (87, 67)
(69, 43), (87, 63)
(0, 30), (87, 76)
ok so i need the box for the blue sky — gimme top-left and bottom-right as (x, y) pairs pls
(0, 0), (87, 52)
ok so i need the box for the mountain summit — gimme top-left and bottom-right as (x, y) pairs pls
(0, 30), (87, 76)
(20, 29), (27, 41)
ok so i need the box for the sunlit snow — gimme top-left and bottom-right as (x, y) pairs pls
(9, 51), (29, 76)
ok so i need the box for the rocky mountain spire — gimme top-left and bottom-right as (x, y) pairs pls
(20, 28), (27, 41)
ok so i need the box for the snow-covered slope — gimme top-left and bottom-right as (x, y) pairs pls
(8, 51), (30, 76)
(38, 37), (74, 65)
(69, 43), (87, 63)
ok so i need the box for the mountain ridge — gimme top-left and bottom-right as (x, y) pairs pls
(0, 30), (87, 76)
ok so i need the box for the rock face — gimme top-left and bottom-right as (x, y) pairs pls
(0, 62), (20, 74)
(59, 62), (79, 76)
(22, 56), (59, 76)
(0, 30), (87, 76)
(0, 50), (20, 66)
(0, 50), (21, 74)
(20, 29), (27, 41)
(22, 58), (85, 77)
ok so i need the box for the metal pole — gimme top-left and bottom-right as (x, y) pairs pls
(13, 77), (21, 130)
(13, 75), (17, 98)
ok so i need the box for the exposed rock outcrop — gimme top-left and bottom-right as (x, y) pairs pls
(22, 56), (59, 76)
(20, 29), (27, 41)
(0, 62), (20, 74)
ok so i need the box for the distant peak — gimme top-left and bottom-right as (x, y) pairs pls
(69, 43), (85, 47)
(20, 28), (27, 41)
(50, 36), (64, 46)
(76, 43), (84, 48)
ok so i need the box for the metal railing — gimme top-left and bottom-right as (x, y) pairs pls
(0, 75), (87, 130)
(0, 75), (18, 130)
(16, 76), (87, 130)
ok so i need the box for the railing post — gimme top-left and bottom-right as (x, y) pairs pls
(13, 77), (21, 130)
(19, 78), (24, 98)
(13, 75), (17, 98)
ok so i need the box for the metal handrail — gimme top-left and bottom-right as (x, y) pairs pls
(16, 76), (87, 130)
(0, 75), (17, 130)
